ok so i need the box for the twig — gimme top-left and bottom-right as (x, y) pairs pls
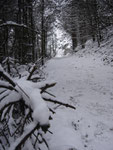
(42, 97), (76, 110)
(27, 57), (42, 80)
(53, 104), (61, 110)
(40, 83), (56, 93)
(27, 65), (37, 80)
(0, 95), (11, 104)
(0, 89), (7, 95)
(33, 132), (40, 148)
(0, 139), (5, 150)
(39, 133), (50, 150)
(1, 130), (10, 147)
(49, 108), (56, 114)
(13, 124), (40, 150)
(11, 110), (32, 137)
(0, 85), (16, 91)
(0, 100), (20, 115)
(0, 71), (16, 87)
(44, 91), (56, 97)
(1, 105), (12, 121)
(47, 130), (53, 134)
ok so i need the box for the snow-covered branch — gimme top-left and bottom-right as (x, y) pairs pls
(0, 67), (75, 150)
(0, 70), (16, 87)
(9, 123), (40, 150)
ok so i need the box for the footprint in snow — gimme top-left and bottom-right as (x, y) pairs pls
(94, 122), (109, 140)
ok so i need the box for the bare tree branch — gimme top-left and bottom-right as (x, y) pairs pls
(27, 65), (37, 80)
(11, 124), (40, 150)
(0, 100), (20, 115)
(0, 85), (16, 91)
(42, 97), (76, 110)
(40, 83), (56, 93)
(0, 71), (16, 87)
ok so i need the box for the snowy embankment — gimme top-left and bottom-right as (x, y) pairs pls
(44, 53), (113, 150)
(75, 27), (113, 67)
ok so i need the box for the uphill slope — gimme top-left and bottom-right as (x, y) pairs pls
(44, 54), (113, 150)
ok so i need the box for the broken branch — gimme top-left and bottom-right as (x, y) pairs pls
(40, 83), (56, 93)
(10, 124), (40, 150)
(0, 71), (16, 87)
(42, 97), (76, 110)
(27, 65), (37, 80)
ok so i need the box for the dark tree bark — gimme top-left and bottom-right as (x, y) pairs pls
(41, 0), (45, 65)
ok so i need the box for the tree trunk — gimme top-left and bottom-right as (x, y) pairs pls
(71, 33), (77, 51)
(41, 0), (45, 65)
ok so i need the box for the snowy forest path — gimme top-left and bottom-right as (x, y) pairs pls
(44, 54), (113, 150)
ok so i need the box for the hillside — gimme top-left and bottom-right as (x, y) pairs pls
(75, 26), (113, 67)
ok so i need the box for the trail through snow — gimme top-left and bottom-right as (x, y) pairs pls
(44, 54), (113, 150)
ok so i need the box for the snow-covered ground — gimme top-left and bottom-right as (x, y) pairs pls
(44, 53), (113, 150)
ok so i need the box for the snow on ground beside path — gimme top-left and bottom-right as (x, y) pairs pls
(44, 54), (113, 150)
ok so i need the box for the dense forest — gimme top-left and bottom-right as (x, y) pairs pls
(0, 0), (113, 63)
(0, 0), (113, 150)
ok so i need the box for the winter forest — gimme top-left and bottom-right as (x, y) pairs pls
(0, 0), (113, 150)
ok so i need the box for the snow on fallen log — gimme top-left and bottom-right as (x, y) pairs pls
(0, 68), (50, 126)
(0, 66), (76, 150)
(16, 79), (50, 126)
(31, 89), (50, 125)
